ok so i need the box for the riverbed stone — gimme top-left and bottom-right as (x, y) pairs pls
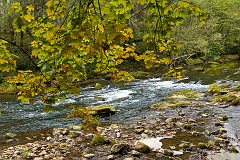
(215, 121), (224, 126)
(129, 150), (141, 156)
(4, 132), (16, 139)
(134, 128), (144, 134)
(183, 123), (193, 130)
(105, 155), (113, 160)
(84, 105), (116, 117)
(179, 142), (194, 151)
(214, 136), (225, 143)
(135, 141), (151, 154)
(58, 143), (68, 150)
(198, 142), (208, 149)
(69, 125), (82, 131)
(84, 153), (95, 158)
(218, 127), (227, 134)
(33, 157), (44, 160)
(69, 131), (83, 138)
(218, 114), (228, 121)
(111, 143), (130, 154)
(164, 149), (174, 156)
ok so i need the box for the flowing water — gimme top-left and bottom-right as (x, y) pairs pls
(0, 62), (239, 150)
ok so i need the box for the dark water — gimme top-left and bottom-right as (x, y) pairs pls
(0, 62), (239, 146)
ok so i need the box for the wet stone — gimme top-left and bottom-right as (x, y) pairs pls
(214, 136), (225, 143)
(111, 143), (130, 154)
(164, 149), (174, 156)
(198, 142), (208, 149)
(84, 153), (95, 158)
(107, 155), (114, 160)
(218, 114), (228, 121)
(135, 142), (151, 154)
(215, 122), (224, 126)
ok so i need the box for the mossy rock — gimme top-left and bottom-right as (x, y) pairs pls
(207, 83), (228, 95)
(210, 92), (240, 106)
(198, 142), (208, 149)
(4, 132), (16, 139)
(186, 58), (203, 65)
(211, 93), (237, 103)
(230, 97), (240, 106)
(167, 90), (205, 99)
(92, 136), (107, 145)
(85, 105), (115, 117)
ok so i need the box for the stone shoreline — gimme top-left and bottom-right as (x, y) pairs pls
(0, 108), (239, 160)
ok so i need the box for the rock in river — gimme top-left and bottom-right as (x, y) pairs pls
(84, 105), (116, 117)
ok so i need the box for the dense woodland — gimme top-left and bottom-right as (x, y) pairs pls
(0, 0), (239, 112)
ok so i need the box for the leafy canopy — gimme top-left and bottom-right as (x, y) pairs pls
(0, 0), (205, 113)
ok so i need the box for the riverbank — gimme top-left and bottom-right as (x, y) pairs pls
(0, 108), (239, 160)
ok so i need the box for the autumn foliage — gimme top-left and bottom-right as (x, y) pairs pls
(0, 0), (205, 111)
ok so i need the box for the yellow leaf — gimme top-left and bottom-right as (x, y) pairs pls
(18, 95), (30, 103)
(159, 47), (166, 52)
(22, 14), (34, 22)
(26, 4), (34, 11)
(160, 58), (171, 65)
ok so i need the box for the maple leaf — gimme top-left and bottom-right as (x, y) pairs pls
(26, 4), (34, 12)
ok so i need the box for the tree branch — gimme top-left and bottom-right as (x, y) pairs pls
(0, 37), (39, 70)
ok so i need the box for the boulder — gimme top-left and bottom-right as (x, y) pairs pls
(135, 142), (151, 154)
(4, 132), (16, 139)
(111, 143), (130, 154)
(85, 105), (116, 117)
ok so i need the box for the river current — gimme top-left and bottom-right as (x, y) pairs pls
(0, 64), (239, 139)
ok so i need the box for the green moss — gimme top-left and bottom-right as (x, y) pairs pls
(110, 139), (117, 145)
(130, 71), (150, 79)
(92, 136), (107, 145)
(186, 58), (203, 65)
(193, 66), (204, 71)
(168, 90), (205, 99)
(198, 142), (208, 149)
(210, 93), (240, 106)
(230, 97), (240, 106)
(207, 83), (228, 95)
(229, 147), (239, 153)
(150, 100), (192, 109)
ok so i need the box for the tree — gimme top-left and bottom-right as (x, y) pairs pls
(173, 0), (240, 61)
(0, 0), (205, 113)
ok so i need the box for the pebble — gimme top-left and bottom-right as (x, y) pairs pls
(84, 153), (95, 158)
(116, 132), (121, 138)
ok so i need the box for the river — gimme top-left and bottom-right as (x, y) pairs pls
(0, 62), (239, 149)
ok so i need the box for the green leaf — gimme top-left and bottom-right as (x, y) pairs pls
(43, 105), (53, 113)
